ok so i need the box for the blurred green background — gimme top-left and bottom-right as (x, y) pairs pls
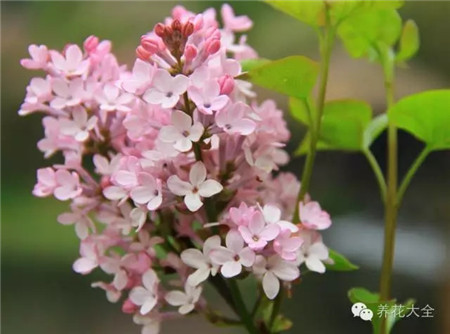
(2, 1), (449, 333)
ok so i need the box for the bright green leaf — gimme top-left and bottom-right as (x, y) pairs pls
(245, 56), (319, 99)
(363, 114), (388, 149)
(389, 90), (450, 150)
(338, 9), (402, 59)
(326, 249), (359, 271)
(396, 20), (420, 62)
(265, 0), (325, 26)
(349, 288), (416, 334)
(289, 97), (311, 125)
(240, 58), (270, 72)
(295, 99), (372, 155)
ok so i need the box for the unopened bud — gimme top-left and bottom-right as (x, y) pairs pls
(83, 35), (99, 53)
(206, 38), (221, 55)
(184, 45), (197, 62)
(182, 22), (194, 37)
(171, 19), (182, 31)
(136, 45), (151, 61)
(219, 75), (235, 95)
(154, 23), (166, 37)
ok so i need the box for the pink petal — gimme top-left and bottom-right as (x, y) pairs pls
(198, 179), (223, 198)
(165, 291), (188, 306)
(65, 45), (83, 71)
(239, 247), (255, 267)
(172, 75), (189, 95)
(306, 257), (326, 273)
(225, 229), (244, 253)
(262, 272), (279, 300)
(181, 249), (206, 269)
(210, 247), (234, 265)
(103, 186), (127, 200)
(73, 257), (97, 274)
(167, 175), (192, 196)
(221, 261), (242, 278)
(260, 224), (280, 242)
(187, 267), (210, 286)
(272, 260), (300, 281)
(189, 162), (207, 186)
(184, 192), (203, 212)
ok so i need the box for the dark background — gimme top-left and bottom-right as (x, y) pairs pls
(2, 1), (449, 333)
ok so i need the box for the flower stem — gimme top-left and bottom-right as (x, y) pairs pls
(397, 146), (430, 206)
(363, 149), (387, 204)
(228, 279), (259, 334)
(379, 55), (397, 334)
(292, 6), (335, 223)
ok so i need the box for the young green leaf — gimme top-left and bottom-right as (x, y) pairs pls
(348, 287), (380, 304)
(326, 249), (359, 271)
(240, 58), (270, 72)
(389, 90), (450, 150)
(289, 97), (311, 126)
(244, 56), (319, 99)
(295, 99), (372, 155)
(265, 0), (325, 27)
(396, 20), (420, 62)
(338, 9), (402, 59)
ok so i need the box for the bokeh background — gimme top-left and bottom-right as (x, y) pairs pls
(2, 1), (449, 333)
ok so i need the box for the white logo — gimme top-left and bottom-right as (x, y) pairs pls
(351, 302), (373, 321)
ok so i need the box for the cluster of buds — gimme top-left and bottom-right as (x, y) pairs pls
(19, 4), (332, 334)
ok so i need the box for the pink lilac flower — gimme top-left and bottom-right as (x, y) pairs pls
(130, 172), (163, 210)
(122, 59), (154, 95)
(215, 102), (256, 135)
(167, 161), (223, 212)
(50, 78), (85, 109)
(181, 236), (221, 286)
(261, 204), (299, 232)
(297, 232), (329, 274)
(253, 255), (300, 300)
(159, 110), (204, 152)
(59, 109), (98, 142)
(143, 69), (189, 108)
(238, 211), (280, 250)
(58, 208), (94, 240)
(53, 169), (83, 201)
(188, 80), (229, 115)
(96, 83), (134, 112)
(299, 201), (332, 230)
(20, 44), (49, 70)
(165, 283), (202, 315)
(130, 269), (159, 315)
(221, 4), (253, 32)
(210, 229), (255, 277)
(273, 229), (303, 261)
(50, 44), (89, 77)
(33, 167), (57, 197)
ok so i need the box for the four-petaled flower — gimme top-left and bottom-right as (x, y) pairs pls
(181, 236), (221, 286)
(167, 161), (223, 212)
(159, 110), (204, 152)
(299, 201), (332, 230)
(215, 102), (256, 135)
(188, 80), (229, 114)
(238, 211), (280, 250)
(130, 172), (163, 211)
(253, 255), (300, 300)
(165, 283), (202, 315)
(143, 69), (189, 108)
(210, 229), (255, 277)
(59, 109), (98, 142)
(50, 44), (89, 77)
(129, 269), (159, 315)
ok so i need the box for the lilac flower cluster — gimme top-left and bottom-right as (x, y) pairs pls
(20, 5), (332, 333)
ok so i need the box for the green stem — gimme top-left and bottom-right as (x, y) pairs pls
(397, 146), (430, 206)
(292, 10), (335, 223)
(363, 149), (387, 204)
(228, 280), (258, 334)
(379, 55), (397, 334)
(269, 288), (283, 331)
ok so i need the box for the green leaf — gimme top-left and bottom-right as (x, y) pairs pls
(240, 58), (270, 72)
(265, 0), (325, 27)
(348, 288), (416, 334)
(348, 287), (380, 304)
(338, 9), (402, 59)
(289, 97), (311, 125)
(295, 99), (372, 155)
(396, 20), (420, 62)
(326, 249), (359, 271)
(363, 114), (388, 149)
(389, 90), (450, 150)
(245, 56), (319, 99)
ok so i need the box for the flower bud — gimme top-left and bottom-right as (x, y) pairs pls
(154, 23), (166, 38)
(182, 22), (194, 37)
(83, 35), (99, 53)
(140, 36), (158, 54)
(136, 46), (151, 61)
(206, 38), (221, 55)
(184, 45), (197, 62)
(122, 298), (138, 314)
(218, 75), (235, 95)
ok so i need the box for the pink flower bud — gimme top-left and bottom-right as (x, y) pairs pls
(154, 23), (166, 38)
(218, 75), (235, 95)
(206, 38), (221, 55)
(136, 46), (151, 61)
(184, 45), (197, 62)
(140, 36), (158, 54)
(83, 35), (99, 53)
(122, 298), (138, 314)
